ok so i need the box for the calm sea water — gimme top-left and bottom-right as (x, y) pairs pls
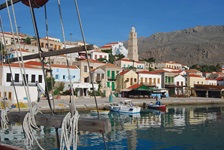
(1, 104), (224, 150)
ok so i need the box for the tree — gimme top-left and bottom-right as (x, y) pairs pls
(115, 54), (125, 61)
(46, 77), (55, 91)
(24, 37), (31, 44)
(144, 57), (156, 63)
(97, 58), (107, 63)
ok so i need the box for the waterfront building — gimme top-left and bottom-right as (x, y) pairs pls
(92, 63), (121, 96)
(216, 77), (224, 86)
(205, 78), (217, 85)
(116, 70), (138, 93)
(186, 74), (206, 88)
(173, 74), (186, 95)
(127, 27), (139, 62)
(0, 62), (44, 103)
(137, 70), (162, 89)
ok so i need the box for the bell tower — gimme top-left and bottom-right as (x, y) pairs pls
(127, 27), (139, 61)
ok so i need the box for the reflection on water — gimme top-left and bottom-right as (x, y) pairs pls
(1, 105), (224, 149)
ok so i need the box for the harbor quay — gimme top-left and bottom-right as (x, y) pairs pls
(10, 96), (224, 112)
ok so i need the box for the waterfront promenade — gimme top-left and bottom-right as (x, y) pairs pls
(10, 96), (224, 112)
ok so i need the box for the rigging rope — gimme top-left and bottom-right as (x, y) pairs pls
(0, 16), (21, 113)
(73, 0), (108, 149)
(7, 0), (42, 149)
(57, 1), (79, 149)
(27, 0), (54, 114)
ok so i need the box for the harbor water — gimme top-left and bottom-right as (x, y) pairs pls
(1, 104), (224, 150)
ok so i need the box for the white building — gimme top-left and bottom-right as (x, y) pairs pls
(174, 74), (186, 95)
(0, 62), (44, 103)
(137, 71), (162, 89)
(112, 42), (128, 57)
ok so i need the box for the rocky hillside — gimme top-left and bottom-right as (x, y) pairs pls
(127, 26), (224, 66)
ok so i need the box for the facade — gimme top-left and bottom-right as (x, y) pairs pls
(205, 78), (217, 85)
(127, 27), (139, 61)
(31, 37), (63, 52)
(92, 63), (121, 96)
(111, 42), (128, 57)
(156, 61), (182, 70)
(174, 74), (186, 95)
(216, 77), (224, 86)
(74, 59), (105, 83)
(0, 32), (26, 46)
(137, 71), (162, 89)
(114, 58), (145, 69)
(50, 64), (80, 83)
(186, 74), (206, 88)
(116, 70), (138, 93)
(90, 49), (109, 61)
(0, 63), (44, 103)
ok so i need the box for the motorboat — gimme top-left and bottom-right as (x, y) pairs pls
(109, 99), (141, 113)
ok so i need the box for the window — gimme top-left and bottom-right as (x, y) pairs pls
(107, 82), (110, 87)
(95, 55), (97, 59)
(15, 74), (19, 82)
(145, 78), (148, 83)
(84, 66), (87, 72)
(23, 74), (28, 85)
(31, 75), (35, 83)
(55, 75), (59, 79)
(140, 77), (143, 83)
(101, 74), (104, 79)
(38, 75), (43, 83)
(134, 78), (137, 82)
(107, 70), (110, 77)
(157, 78), (160, 84)
(154, 78), (156, 84)
(6, 73), (11, 82)
(63, 75), (65, 80)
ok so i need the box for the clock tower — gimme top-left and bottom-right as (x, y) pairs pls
(127, 27), (139, 61)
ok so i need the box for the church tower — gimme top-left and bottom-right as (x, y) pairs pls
(127, 27), (139, 61)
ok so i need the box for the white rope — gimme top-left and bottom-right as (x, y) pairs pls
(60, 111), (80, 150)
(23, 102), (43, 150)
(0, 109), (9, 130)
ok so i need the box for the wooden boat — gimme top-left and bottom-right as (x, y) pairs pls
(148, 103), (166, 112)
(109, 100), (141, 113)
(90, 109), (110, 115)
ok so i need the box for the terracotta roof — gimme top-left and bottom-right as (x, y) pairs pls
(216, 77), (224, 81)
(148, 70), (166, 74)
(24, 61), (46, 67)
(127, 84), (142, 89)
(4, 63), (39, 69)
(119, 70), (130, 75)
(137, 70), (158, 74)
(51, 64), (78, 69)
(79, 59), (104, 63)
(188, 74), (202, 77)
(99, 63), (120, 69)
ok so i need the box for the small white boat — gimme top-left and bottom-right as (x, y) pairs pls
(90, 109), (110, 115)
(109, 99), (141, 113)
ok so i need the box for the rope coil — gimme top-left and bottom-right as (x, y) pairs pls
(60, 111), (80, 150)
(23, 102), (43, 150)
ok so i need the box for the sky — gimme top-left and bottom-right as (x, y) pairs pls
(1, 0), (224, 47)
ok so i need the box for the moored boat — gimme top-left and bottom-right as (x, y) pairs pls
(148, 103), (166, 112)
(109, 100), (141, 113)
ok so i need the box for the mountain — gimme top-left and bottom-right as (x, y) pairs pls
(126, 26), (224, 66)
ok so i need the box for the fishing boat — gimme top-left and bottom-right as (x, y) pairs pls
(109, 100), (141, 113)
(90, 109), (110, 115)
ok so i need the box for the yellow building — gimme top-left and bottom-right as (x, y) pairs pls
(187, 74), (206, 88)
(116, 70), (138, 92)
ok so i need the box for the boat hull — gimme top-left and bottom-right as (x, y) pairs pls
(148, 104), (166, 112)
